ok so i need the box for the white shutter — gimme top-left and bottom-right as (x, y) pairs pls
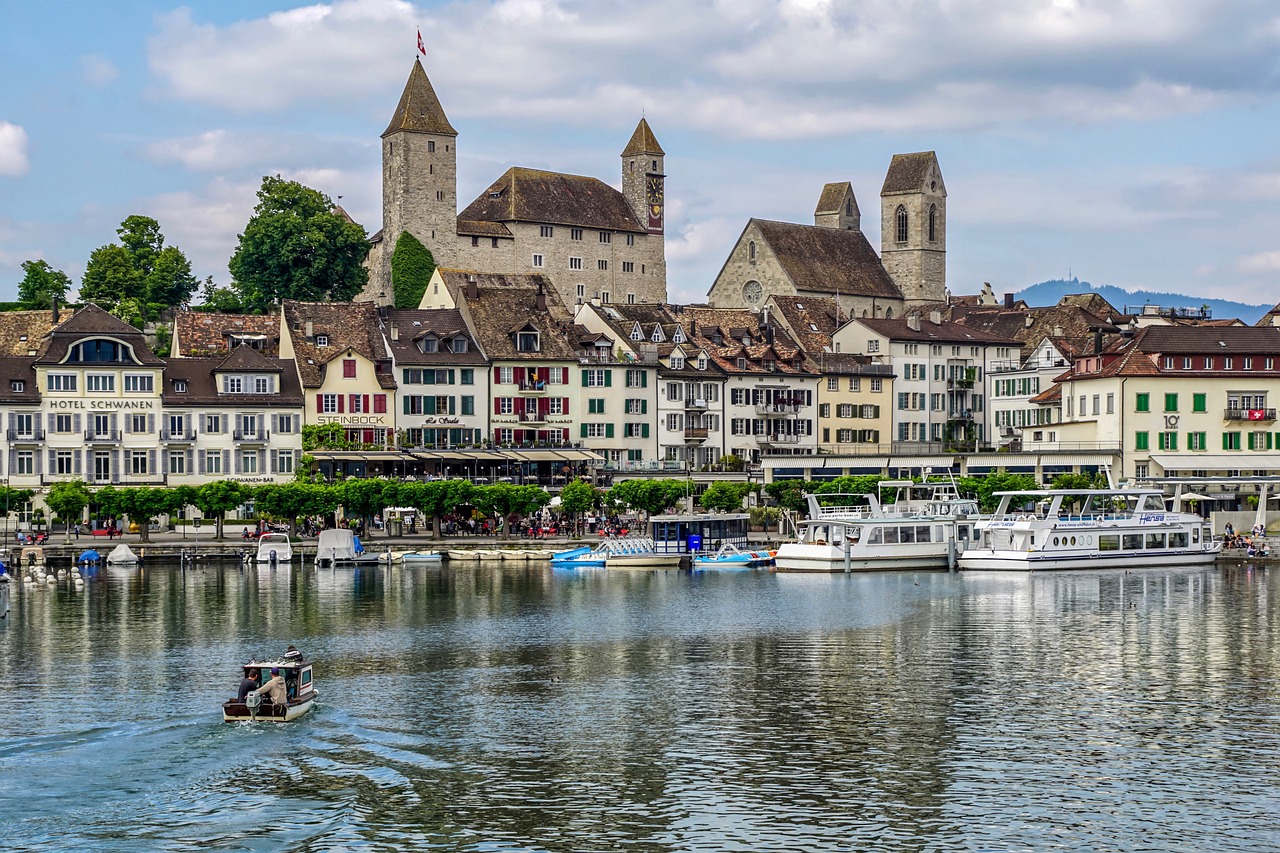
(270, 449), (278, 473)
(148, 414), (155, 434)
(73, 414), (81, 434)
(222, 449), (230, 475)
(148, 448), (157, 477)
(258, 449), (266, 475)
(198, 449), (206, 474)
(186, 448), (194, 474)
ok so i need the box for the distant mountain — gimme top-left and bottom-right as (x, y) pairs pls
(1013, 278), (1272, 325)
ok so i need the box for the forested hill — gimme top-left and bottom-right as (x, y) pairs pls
(1014, 279), (1271, 325)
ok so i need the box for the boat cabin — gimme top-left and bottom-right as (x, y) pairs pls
(649, 512), (749, 554)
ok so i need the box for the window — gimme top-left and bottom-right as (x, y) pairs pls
(1135, 431), (1149, 451)
(461, 396), (475, 416)
(867, 340), (880, 353)
(255, 376), (273, 394)
(15, 451), (33, 475)
(532, 254), (544, 268)
(321, 394), (339, 414)
(571, 228), (583, 241)
(1158, 431), (1178, 451)
(540, 225), (554, 238)
(1224, 431), (1242, 451)
(516, 331), (540, 352)
(1164, 393), (1178, 412)
(497, 398), (513, 415)
(10, 380), (22, 393)
(343, 359), (357, 378)
(600, 291), (611, 303)
(241, 451), (258, 474)
(428, 141), (435, 153)
(598, 260), (608, 271)
(585, 369), (609, 387)
(169, 452), (186, 475)
(928, 204), (936, 241)
(315, 335), (329, 347)
(277, 453), (295, 475)
(1106, 393), (1114, 414)
(174, 379), (187, 393)
(55, 414), (72, 433)
(124, 374), (153, 393)
(1135, 393), (1150, 412)
(569, 257), (583, 270)
(497, 367), (514, 385)
(461, 369), (475, 385)
(895, 205), (908, 242)
(622, 261), (634, 273)
(206, 452), (222, 475)
(223, 376), (243, 393)
(68, 339), (122, 362)
(1189, 431), (1207, 451)
(131, 450), (149, 476)
(451, 338), (468, 353)
(577, 284), (585, 299)
(871, 379), (882, 392)
(599, 232), (611, 244)
(585, 423), (606, 437)
(86, 374), (115, 392)
(828, 377), (839, 391)
(1193, 393), (1206, 413)
(131, 414), (148, 434)
(626, 234), (635, 246)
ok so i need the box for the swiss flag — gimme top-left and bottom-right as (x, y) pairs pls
(1248, 409), (1266, 420)
(417, 29), (426, 56)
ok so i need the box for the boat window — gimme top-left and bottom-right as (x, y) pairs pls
(301, 670), (311, 686)
(1053, 536), (1060, 547)
(1145, 532), (1166, 549)
(958, 525), (969, 540)
(1069, 536), (1077, 546)
(883, 527), (899, 544)
(1123, 534), (1143, 550)
(868, 527), (883, 545)
(1170, 532), (1189, 548)
(899, 526), (915, 543)
(923, 526), (935, 543)
(1099, 534), (1120, 551)
(1193, 527), (1201, 544)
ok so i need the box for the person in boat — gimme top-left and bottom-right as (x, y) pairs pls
(283, 645), (304, 663)
(253, 667), (287, 709)
(238, 668), (260, 703)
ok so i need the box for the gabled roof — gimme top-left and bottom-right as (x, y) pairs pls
(459, 167), (644, 233)
(750, 218), (901, 299)
(1130, 324), (1280, 355)
(954, 303), (1120, 354)
(765, 295), (842, 353)
(281, 300), (394, 388)
(882, 151), (941, 195)
(678, 306), (815, 376)
(174, 311), (279, 357)
(440, 270), (578, 361)
(855, 316), (1019, 345)
(0, 307), (74, 356)
(0, 357), (39, 403)
(385, 308), (485, 367)
(162, 357), (304, 406)
(35, 304), (164, 366)
(814, 182), (852, 215)
(621, 118), (664, 157)
(381, 60), (457, 138)
(215, 344), (284, 373)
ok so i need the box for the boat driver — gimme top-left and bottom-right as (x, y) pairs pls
(237, 669), (260, 703)
(253, 668), (288, 708)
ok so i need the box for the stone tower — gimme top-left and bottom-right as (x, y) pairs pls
(880, 151), (946, 305)
(619, 118), (668, 303)
(380, 60), (459, 290)
(814, 181), (860, 231)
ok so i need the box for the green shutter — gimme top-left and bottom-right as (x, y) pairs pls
(1135, 431), (1149, 451)
(403, 396), (410, 415)
(604, 370), (612, 387)
(580, 424), (588, 438)
(641, 371), (647, 387)
(1193, 393), (1206, 413)
(1223, 432), (1230, 450)
(642, 423), (650, 438)
(605, 423), (614, 438)
(581, 371), (589, 387)
(1135, 393), (1149, 412)
(641, 400), (648, 414)
(449, 396), (456, 415)
(449, 369), (456, 385)
(1165, 393), (1178, 412)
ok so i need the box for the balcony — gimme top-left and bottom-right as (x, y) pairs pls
(756, 433), (803, 446)
(6, 429), (45, 441)
(754, 402), (802, 415)
(519, 411), (547, 424)
(234, 429), (269, 442)
(161, 428), (196, 441)
(947, 378), (975, 389)
(84, 430), (121, 442)
(519, 380), (549, 394)
(1225, 408), (1276, 421)
(684, 398), (708, 410)
(683, 427), (709, 444)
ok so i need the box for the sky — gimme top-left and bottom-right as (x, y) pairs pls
(3, 0), (1280, 310)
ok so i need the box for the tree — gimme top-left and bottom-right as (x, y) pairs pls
(472, 484), (549, 539)
(229, 175), (370, 312)
(559, 478), (600, 535)
(764, 480), (814, 514)
(607, 479), (688, 517)
(957, 470), (1039, 512)
(391, 231), (435, 309)
(45, 481), (91, 543)
(16, 260), (71, 309)
(340, 478), (389, 531)
(413, 479), (475, 538)
(699, 482), (753, 513)
(79, 243), (136, 309)
(192, 276), (246, 313)
(194, 481), (247, 539)
(80, 215), (198, 312)
(115, 487), (179, 543)
(254, 483), (338, 538)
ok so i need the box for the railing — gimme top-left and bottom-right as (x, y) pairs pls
(762, 440), (1124, 458)
(518, 411), (547, 423)
(683, 427), (709, 442)
(234, 430), (269, 441)
(84, 430), (121, 442)
(1225, 408), (1276, 421)
(519, 381), (549, 393)
(754, 403), (803, 414)
(6, 429), (45, 441)
(160, 429), (196, 441)
(684, 398), (708, 410)
(758, 433), (803, 445)
(947, 378), (975, 389)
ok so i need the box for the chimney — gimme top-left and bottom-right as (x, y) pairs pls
(466, 275), (478, 301)
(305, 320), (314, 338)
(1053, 325), (1063, 337)
(1004, 292), (1014, 309)
(929, 310), (942, 325)
(51, 297), (59, 323)
(389, 323), (399, 341)
(1024, 315), (1034, 329)
(1093, 327), (1103, 354)
(690, 319), (697, 337)
(767, 326), (775, 344)
(907, 315), (921, 332)
(536, 281), (547, 312)
(377, 304), (388, 321)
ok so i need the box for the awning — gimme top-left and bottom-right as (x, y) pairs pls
(887, 456), (956, 469)
(1151, 454), (1280, 471)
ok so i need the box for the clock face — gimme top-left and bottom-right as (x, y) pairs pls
(742, 280), (763, 305)
(645, 176), (664, 232)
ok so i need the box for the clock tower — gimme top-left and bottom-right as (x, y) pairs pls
(622, 118), (664, 235)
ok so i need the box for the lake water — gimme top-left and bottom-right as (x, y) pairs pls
(1, 561), (1278, 852)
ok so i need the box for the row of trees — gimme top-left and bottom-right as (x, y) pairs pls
(13, 175), (375, 320)
(764, 470), (1047, 515)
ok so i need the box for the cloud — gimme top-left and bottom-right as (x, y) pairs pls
(147, 1), (1280, 138)
(1236, 251), (1280, 275)
(0, 122), (30, 177)
(80, 55), (119, 87)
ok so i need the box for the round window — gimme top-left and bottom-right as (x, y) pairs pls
(1069, 536), (1077, 546)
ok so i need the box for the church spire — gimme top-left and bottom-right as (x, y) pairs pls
(621, 118), (664, 157)
(381, 60), (457, 138)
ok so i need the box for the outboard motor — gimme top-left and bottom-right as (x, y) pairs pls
(245, 688), (262, 722)
(269, 549), (278, 569)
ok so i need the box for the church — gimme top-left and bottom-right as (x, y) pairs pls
(361, 60), (668, 309)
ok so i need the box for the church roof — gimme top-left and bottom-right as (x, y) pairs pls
(814, 182), (852, 215)
(459, 167), (644, 233)
(621, 118), (664, 156)
(881, 151), (939, 195)
(750, 219), (902, 300)
(381, 60), (457, 138)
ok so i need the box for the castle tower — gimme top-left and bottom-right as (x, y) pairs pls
(880, 151), (946, 305)
(620, 118), (668, 302)
(381, 60), (459, 287)
(814, 181), (860, 231)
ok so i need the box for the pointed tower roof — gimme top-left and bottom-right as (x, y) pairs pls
(815, 182), (855, 215)
(381, 60), (457, 138)
(621, 118), (664, 156)
(881, 151), (942, 195)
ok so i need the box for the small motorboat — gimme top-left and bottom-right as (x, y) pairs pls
(20, 546), (45, 570)
(692, 543), (776, 570)
(399, 551), (444, 564)
(314, 529), (379, 567)
(222, 657), (316, 723)
(255, 533), (293, 564)
(606, 551), (684, 570)
(76, 549), (102, 566)
(447, 550), (479, 562)
(106, 544), (139, 566)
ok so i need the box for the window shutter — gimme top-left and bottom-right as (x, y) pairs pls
(149, 448), (157, 476)
(363, 395), (370, 413)
(1223, 433), (1229, 450)
(515, 398), (525, 415)
(235, 414), (244, 437)
(223, 449), (231, 475)
(234, 450), (242, 474)
(1248, 432), (1255, 451)
(641, 400), (648, 414)
(449, 396), (456, 415)
(292, 415), (300, 434)
(47, 413), (54, 432)
(494, 366), (502, 383)
(375, 394), (387, 414)
(337, 395), (345, 413)
(562, 397), (569, 413)
(198, 449), (206, 474)
(74, 450), (82, 476)
(270, 449), (279, 473)
(642, 423), (650, 438)
(581, 371), (589, 387)
(47, 449), (55, 472)
(448, 369), (456, 384)
(515, 367), (526, 385)
(72, 414), (81, 434)
(494, 398), (502, 415)
(258, 450), (266, 474)
(110, 413), (118, 434)
(316, 396), (324, 413)
(110, 449), (119, 483)
(404, 396), (411, 415)
(604, 370), (612, 387)
(580, 424), (588, 438)
(605, 423), (614, 438)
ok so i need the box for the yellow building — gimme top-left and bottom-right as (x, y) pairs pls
(813, 353), (894, 452)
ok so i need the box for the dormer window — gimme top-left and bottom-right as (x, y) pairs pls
(451, 338), (468, 353)
(516, 331), (540, 353)
(421, 336), (439, 353)
(672, 328), (685, 343)
(697, 355), (707, 370)
(315, 335), (329, 347)
(736, 358), (747, 369)
(670, 354), (684, 369)
(68, 339), (124, 363)
(629, 323), (643, 342)
(651, 327), (663, 343)
(11, 380), (23, 392)
(174, 380), (188, 393)
(343, 359), (357, 378)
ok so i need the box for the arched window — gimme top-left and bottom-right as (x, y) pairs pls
(928, 204), (937, 242)
(895, 206), (908, 243)
(68, 339), (124, 363)
(748, 240), (756, 261)
(885, 307), (894, 319)
(845, 199), (853, 216)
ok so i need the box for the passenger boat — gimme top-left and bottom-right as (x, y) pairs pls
(959, 488), (1220, 571)
(314, 529), (378, 567)
(774, 477), (982, 573)
(255, 533), (293, 564)
(221, 657), (316, 722)
(692, 542), (775, 569)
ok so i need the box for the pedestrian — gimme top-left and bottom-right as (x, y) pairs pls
(1225, 522), (1234, 539)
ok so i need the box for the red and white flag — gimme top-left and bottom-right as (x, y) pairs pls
(417, 28), (426, 56)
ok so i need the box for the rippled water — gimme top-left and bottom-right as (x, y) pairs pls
(1, 561), (1278, 851)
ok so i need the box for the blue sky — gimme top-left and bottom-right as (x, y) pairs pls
(3, 0), (1280, 309)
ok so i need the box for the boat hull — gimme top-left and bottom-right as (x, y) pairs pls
(222, 696), (315, 722)
(606, 554), (684, 570)
(400, 552), (443, 563)
(774, 543), (953, 573)
(959, 548), (1220, 572)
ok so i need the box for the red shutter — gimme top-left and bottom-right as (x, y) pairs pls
(337, 394), (344, 413)
(561, 367), (569, 384)
(494, 397), (502, 414)
(316, 395), (323, 413)
(514, 367), (526, 386)
(374, 394), (386, 413)
(363, 394), (370, 413)
(562, 396), (569, 413)
(515, 398), (525, 414)
(494, 367), (502, 383)
(514, 429), (524, 444)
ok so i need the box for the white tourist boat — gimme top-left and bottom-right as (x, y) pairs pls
(959, 488), (1220, 572)
(255, 533), (293, 564)
(773, 477), (982, 573)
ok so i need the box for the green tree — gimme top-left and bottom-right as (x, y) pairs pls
(391, 230), (436, 309)
(340, 478), (389, 531)
(559, 478), (600, 535)
(192, 276), (246, 313)
(16, 260), (71, 309)
(194, 480), (247, 539)
(115, 487), (179, 543)
(607, 479), (688, 517)
(699, 481), (753, 513)
(412, 479), (475, 538)
(957, 470), (1039, 512)
(302, 422), (355, 451)
(254, 482), (338, 538)
(79, 243), (136, 308)
(229, 175), (370, 312)
(81, 215), (198, 312)
(472, 484), (549, 539)
(146, 245), (198, 307)
(45, 481), (91, 543)
(764, 480), (814, 514)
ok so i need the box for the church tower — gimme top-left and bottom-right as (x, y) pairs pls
(380, 60), (459, 289)
(814, 181), (860, 231)
(620, 118), (668, 302)
(880, 151), (946, 305)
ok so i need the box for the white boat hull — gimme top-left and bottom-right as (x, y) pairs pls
(606, 554), (684, 570)
(223, 695), (315, 722)
(959, 547), (1219, 572)
(774, 542), (955, 572)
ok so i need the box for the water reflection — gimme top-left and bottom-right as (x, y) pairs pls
(0, 562), (1277, 851)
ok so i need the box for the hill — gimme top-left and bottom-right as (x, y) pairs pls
(1014, 279), (1271, 325)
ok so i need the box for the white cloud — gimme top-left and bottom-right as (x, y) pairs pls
(0, 122), (30, 177)
(1236, 251), (1280, 275)
(80, 55), (119, 87)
